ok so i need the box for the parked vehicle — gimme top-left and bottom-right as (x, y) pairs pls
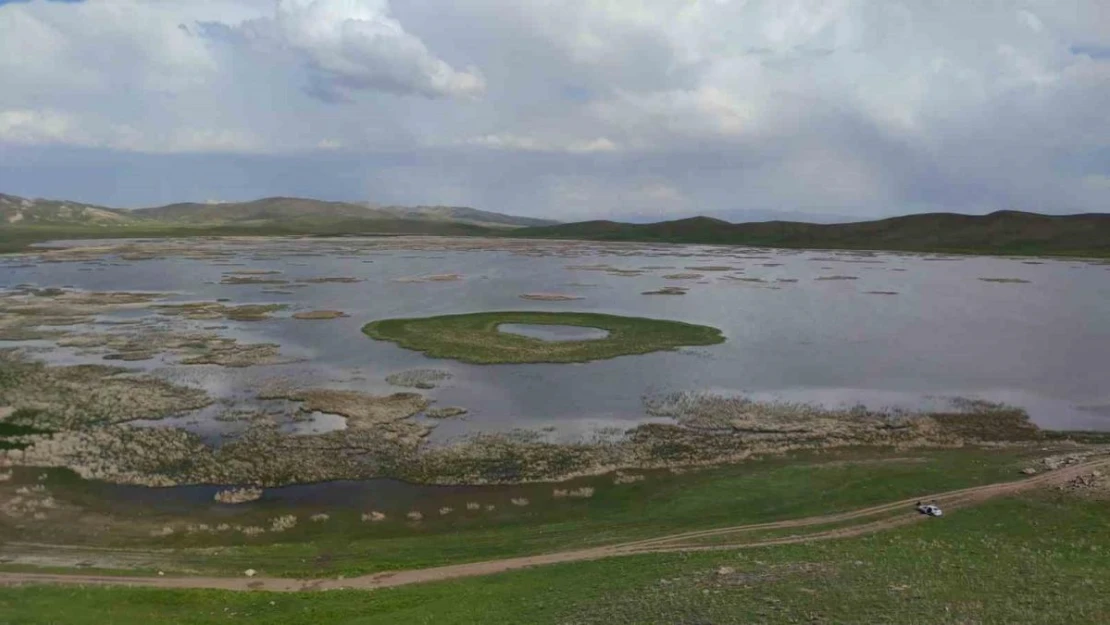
(915, 501), (943, 517)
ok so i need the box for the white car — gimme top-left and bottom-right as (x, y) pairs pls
(916, 502), (943, 517)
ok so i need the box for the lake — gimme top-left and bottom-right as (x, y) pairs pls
(4, 235), (1110, 441)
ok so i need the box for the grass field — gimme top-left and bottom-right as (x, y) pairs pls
(362, 311), (725, 364)
(0, 447), (1066, 579)
(1, 490), (1106, 624)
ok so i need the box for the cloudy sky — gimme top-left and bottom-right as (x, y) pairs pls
(0, 0), (1107, 221)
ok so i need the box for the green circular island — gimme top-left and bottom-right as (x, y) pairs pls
(362, 311), (725, 364)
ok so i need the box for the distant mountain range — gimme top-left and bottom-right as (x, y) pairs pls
(2, 191), (1107, 257)
(0, 193), (557, 229)
(514, 211), (1110, 256)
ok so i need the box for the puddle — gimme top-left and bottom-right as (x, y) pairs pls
(497, 324), (610, 342)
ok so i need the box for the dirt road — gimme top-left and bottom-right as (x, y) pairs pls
(0, 457), (1104, 593)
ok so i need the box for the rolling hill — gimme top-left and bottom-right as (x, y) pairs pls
(367, 204), (557, 228)
(0, 194), (554, 230)
(0, 193), (134, 225)
(136, 197), (557, 228)
(134, 197), (380, 224)
(3, 191), (1108, 257)
(513, 211), (1110, 256)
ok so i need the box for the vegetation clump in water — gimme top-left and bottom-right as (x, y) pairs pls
(214, 487), (263, 504)
(291, 310), (348, 320)
(298, 277), (363, 284)
(425, 406), (468, 419)
(363, 311), (725, 364)
(154, 302), (286, 321)
(219, 275), (288, 285)
(386, 369), (452, 389)
(56, 329), (289, 367)
(257, 386), (429, 429)
(0, 349), (211, 429)
(393, 274), (463, 283)
(519, 293), (584, 301)
(642, 286), (688, 295)
(0, 379), (1050, 487)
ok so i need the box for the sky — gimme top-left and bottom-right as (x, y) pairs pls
(0, 0), (1108, 222)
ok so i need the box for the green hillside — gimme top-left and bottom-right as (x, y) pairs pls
(0, 193), (549, 230)
(0, 194), (135, 225)
(134, 197), (387, 223)
(514, 211), (1110, 256)
(371, 204), (558, 228)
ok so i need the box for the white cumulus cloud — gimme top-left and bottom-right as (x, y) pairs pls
(0, 0), (1108, 218)
(240, 0), (485, 101)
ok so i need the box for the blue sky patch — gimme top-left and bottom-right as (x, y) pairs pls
(1070, 44), (1110, 59)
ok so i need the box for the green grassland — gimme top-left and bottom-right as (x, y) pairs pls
(362, 311), (725, 364)
(2, 490), (1107, 625)
(1, 447), (1065, 579)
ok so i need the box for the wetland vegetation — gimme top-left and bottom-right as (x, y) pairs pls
(0, 234), (1107, 623)
(362, 311), (725, 364)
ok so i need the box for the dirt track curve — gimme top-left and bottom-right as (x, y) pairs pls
(1, 457), (1105, 593)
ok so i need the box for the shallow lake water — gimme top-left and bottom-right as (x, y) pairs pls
(497, 323), (610, 342)
(4, 235), (1110, 442)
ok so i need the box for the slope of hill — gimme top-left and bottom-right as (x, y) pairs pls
(514, 211), (1110, 256)
(0, 194), (135, 225)
(134, 197), (383, 224)
(371, 204), (558, 228)
(136, 197), (556, 228)
(0, 193), (552, 230)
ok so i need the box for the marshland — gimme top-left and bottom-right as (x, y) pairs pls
(1, 235), (1108, 582)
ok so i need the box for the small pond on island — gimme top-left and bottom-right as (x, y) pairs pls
(497, 323), (611, 342)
